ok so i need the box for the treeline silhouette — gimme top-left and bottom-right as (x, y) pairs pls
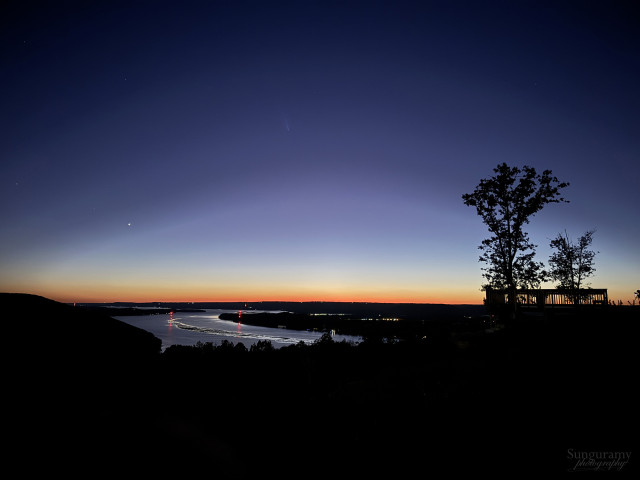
(3, 293), (637, 477)
(219, 310), (489, 339)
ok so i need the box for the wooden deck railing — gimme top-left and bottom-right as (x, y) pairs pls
(485, 288), (608, 308)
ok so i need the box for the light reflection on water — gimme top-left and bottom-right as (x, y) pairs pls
(115, 309), (360, 351)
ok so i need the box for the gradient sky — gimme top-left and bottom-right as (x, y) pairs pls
(1, 0), (638, 304)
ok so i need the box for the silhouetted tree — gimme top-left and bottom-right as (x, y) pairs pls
(548, 230), (597, 304)
(250, 340), (275, 353)
(462, 163), (569, 310)
(316, 332), (334, 345)
(634, 290), (640, 304)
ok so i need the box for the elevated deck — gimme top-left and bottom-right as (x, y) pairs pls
(486, 288), (608, 309)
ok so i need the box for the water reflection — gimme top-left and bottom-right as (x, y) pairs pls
(115, 309), (361, 351)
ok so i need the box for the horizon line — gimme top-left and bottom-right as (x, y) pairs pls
(2, 291), (483, 306)
(77, 299), (485, 306)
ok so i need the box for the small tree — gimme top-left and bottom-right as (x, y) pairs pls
(462, 163), (569, 297)
(548, 229), (598, 304)
(250, 339), (275, 353)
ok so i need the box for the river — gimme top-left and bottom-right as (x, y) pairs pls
(114, 309), (360, 351)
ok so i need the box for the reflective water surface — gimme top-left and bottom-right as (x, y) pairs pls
(115, 309), (360, 350)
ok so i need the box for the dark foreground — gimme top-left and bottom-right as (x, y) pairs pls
(3, 293), (637, 477)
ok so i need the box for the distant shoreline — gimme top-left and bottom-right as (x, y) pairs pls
(74, 301), (486, 319)
(78, 306), (207, 316)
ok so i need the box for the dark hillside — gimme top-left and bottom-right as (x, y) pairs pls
(2, 293), (161, 359)
(2, 293), (163, 475)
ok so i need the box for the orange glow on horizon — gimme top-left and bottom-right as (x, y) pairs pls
(7, 275), (634, 306)
(18, 286), (485, 305)
(6, 282), (637, 306)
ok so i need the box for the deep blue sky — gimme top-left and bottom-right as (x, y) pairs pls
(1, 0), (638, 303)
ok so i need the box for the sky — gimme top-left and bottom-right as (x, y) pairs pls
(1, 0), (638, 304)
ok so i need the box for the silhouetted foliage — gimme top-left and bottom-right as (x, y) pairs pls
(315, 332), (334, 345)
(5, 293), (638, 477)
(548, 229), (598, 303)
(462, 163), (569, 290)
(250, 339), (275, 353)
